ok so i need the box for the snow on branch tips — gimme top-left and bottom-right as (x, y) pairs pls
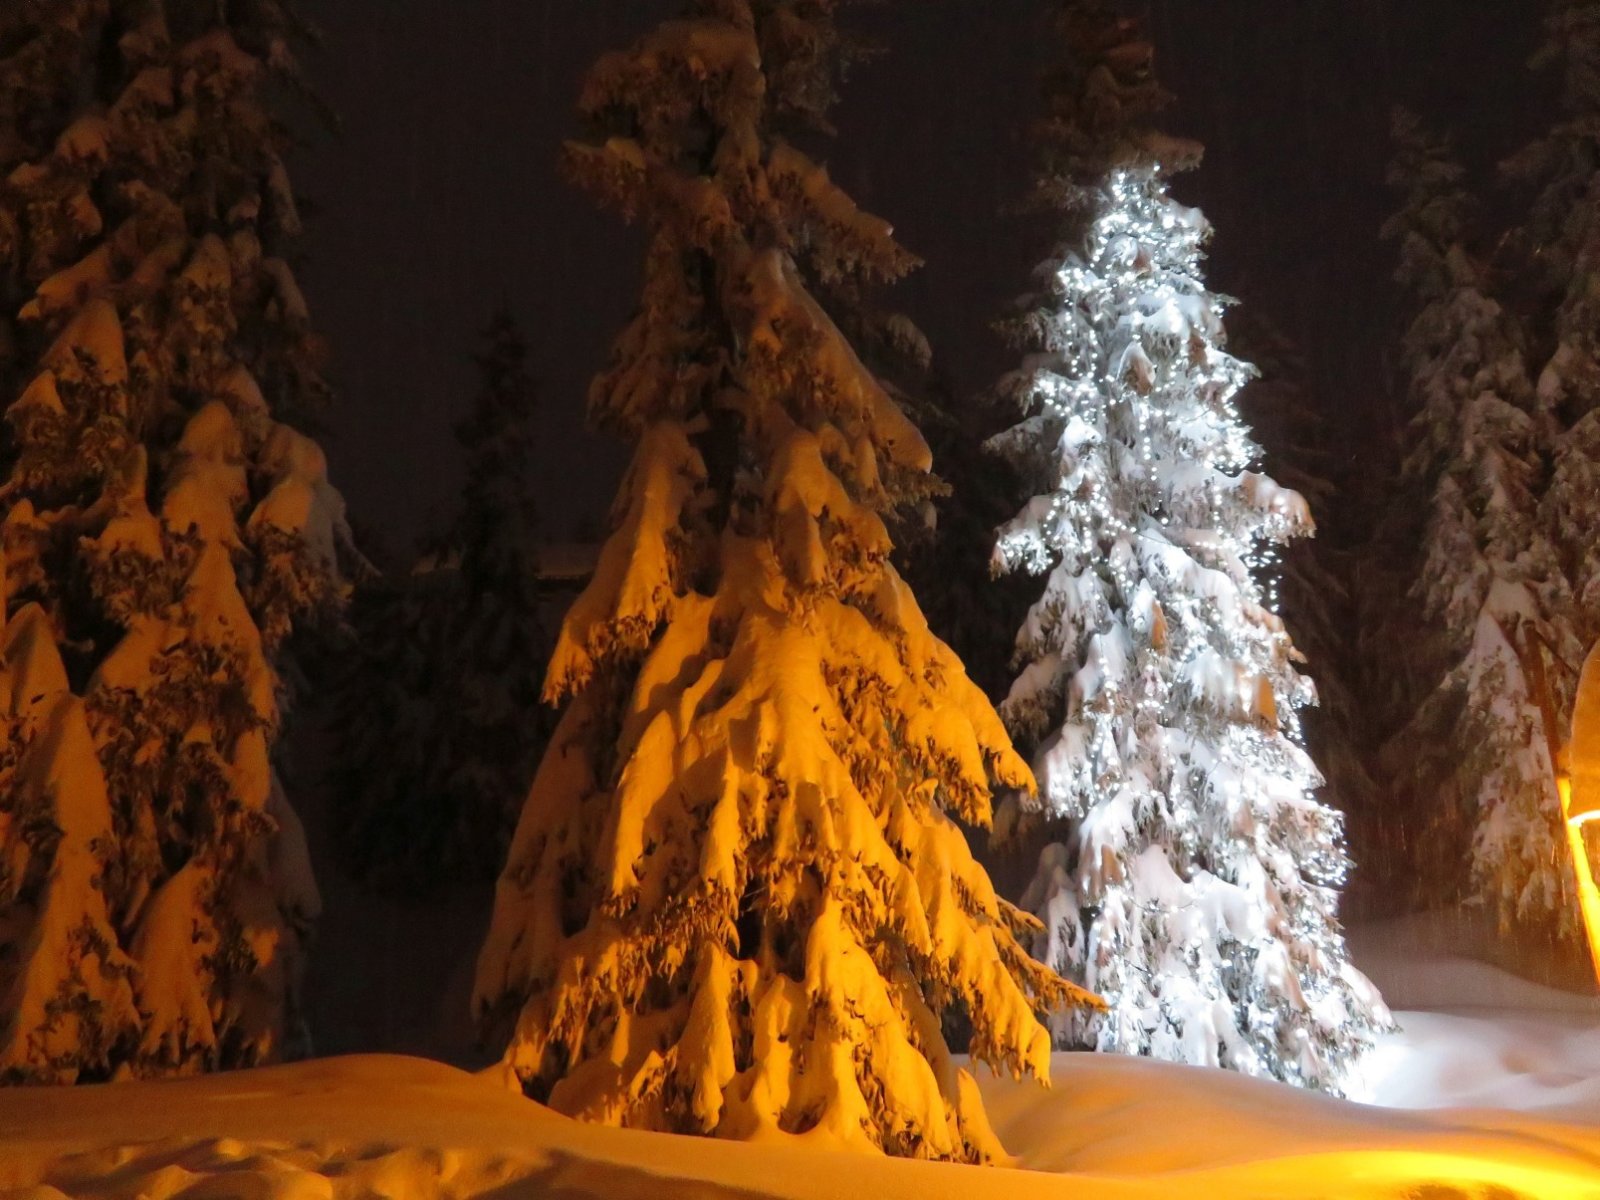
(0, 0), (344, 1080)
(987, 0), (1388, 1096)
(1381, 106), (1593, 941)
(474, 0), (1092, 1164)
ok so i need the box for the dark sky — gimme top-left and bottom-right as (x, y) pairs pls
(294, 1), (1547, 552)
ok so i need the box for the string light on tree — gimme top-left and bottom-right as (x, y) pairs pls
(989, 0), (1389, 1093)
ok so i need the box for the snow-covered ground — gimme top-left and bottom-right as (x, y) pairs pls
(3, 915), (1600, 1200)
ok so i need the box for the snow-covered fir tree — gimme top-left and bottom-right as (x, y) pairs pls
(1232, 316), (1380, 851)
(0, 0), (348, 1082)
(991, 1), (1386, 1092)
(1384, 108), (1586, 936)
(1366, 111), (1493, 911)
(473, 1), (1091, 1162)
(333, 309), (551, 892)
(1504, 3), (1600, 639)
(894, 376), (1036, 706)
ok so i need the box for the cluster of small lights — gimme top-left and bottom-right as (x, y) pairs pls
(998, 157), (1377, 1081)
(1017, 168), (1319, 744)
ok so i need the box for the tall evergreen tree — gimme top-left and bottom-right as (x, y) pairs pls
(1368, 111), (1487, 912)
(1232, 316), (1380, 849)
(1384, 109), (1586, 936)
(892, 377), (1032, 706)
(0, 0), (346, 1081)
(333, 309), (551, 891)
(1504, 3), (1600, 641)
(473, 1), (1089, 1161)
(992, 1), (1385, 1092)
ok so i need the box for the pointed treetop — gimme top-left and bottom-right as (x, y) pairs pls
(1384, 108), (1488, 303)
(1532, 1), (1600, 118)
(1036, 0), (1200, 183)
(460, 310), (540, 483)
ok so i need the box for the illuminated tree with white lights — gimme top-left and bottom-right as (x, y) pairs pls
(994, 1), (1387, 1092)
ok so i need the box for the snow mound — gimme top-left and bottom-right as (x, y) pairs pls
(977, 1050), (1600, 1197)
(1361, 1010), (1600, 1114)
(5, 1051), (1600, 1200)
(1339, 909), (1600, 1115)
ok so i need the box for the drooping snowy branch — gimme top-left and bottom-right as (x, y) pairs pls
(1383, 109), (1586, 935)
(474, 1), (1090, 1162)
(0, 1), (346, 1081)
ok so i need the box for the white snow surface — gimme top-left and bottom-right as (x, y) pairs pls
(4, 919), (1600, 1199)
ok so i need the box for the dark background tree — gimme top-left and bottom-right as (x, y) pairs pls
(330, 309), (551, 893)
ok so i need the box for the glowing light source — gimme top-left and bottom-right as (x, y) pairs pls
(1562, 640), (1600, 989)
(1558, 785), (1600, 989)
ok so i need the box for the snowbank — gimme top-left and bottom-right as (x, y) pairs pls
(1362, 1009), (1600, 1113)
(0, 1056), (1120, 1200)
(4, 1046), (1600, 1199)
(6, 912), (1600, 1199)
(979, 1048), (1600, 1194)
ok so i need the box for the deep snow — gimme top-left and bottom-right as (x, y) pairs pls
(3, 915), (1600, 1199)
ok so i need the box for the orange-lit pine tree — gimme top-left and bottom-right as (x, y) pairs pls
(0, 0), (347, 1081)
(473, 0), (1092, 1162)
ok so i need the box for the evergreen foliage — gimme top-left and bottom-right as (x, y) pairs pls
(1232, 316), (1380, 842)
(0, 0), (346, 1081)
(891, 376), (1032, 706)
(1505, 4), (1600, 645)
(333, 309), (551, 892)
(992, 0), (1386, 1092)
(1504, 0), (1600, 428)
(1383, 108), (1585, 937)
(473, 0), (1089, 1162)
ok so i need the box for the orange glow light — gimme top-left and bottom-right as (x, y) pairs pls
(1558, 775), (1600, 991)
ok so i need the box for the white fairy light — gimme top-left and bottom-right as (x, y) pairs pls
(992, 100), (1382, 1093)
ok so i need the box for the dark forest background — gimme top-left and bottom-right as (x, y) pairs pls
(295, 2), (1542, 551)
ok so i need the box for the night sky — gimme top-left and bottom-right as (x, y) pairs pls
(293, 1), (1547, 553)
